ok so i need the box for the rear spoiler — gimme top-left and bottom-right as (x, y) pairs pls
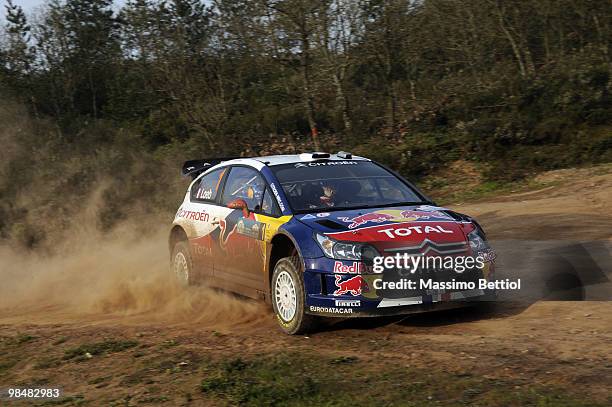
(182, 157), (242, 179)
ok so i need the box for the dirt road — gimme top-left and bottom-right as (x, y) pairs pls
(1, 167), (610, 406)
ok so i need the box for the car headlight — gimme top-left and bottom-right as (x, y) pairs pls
(468, 228), (489, 253)
(314, 233), (378, 261)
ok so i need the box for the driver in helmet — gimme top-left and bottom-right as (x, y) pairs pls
(319, 181), (338, 207)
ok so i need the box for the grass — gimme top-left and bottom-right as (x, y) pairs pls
(0, 329), (604, 406)
(201, 355), (319, 405)
(34, 356), (62, 369)
(63, 340), (139, 361)
(427, 177), (543, 205)
(88, 375), (112, 385)
(38, 395), (85, 406)
(199, 352), (605, 407)
(16, 333), (37, 344)
(52, 336), (68, 345)
(160, 339), (179, 348)
(425, 162), (612, 205)
(0, 356), (20, 374)
(0, 333), (38, 374)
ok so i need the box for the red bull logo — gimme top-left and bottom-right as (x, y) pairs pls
(333, 261), (364, 274)
(333, 275), (369, 296)
(339, 213), (395, 229)
(339, 209), (430, 229)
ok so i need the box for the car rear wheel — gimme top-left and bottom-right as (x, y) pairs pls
(271, 257), (318, 335)
(171, 241), (193, 286)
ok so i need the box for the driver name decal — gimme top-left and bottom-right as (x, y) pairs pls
(270, 183), (286, 212)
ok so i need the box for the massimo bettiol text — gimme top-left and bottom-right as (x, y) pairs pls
(370, 254), (521, 291)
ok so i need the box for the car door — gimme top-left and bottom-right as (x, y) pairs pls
(215, 166), (269, 294)
(181, 167), (229, 280)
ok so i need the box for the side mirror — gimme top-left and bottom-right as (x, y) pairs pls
(227, 198), (250, 217)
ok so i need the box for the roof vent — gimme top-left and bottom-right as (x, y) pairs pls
(299, 152), (330, 161)
(337, 151), (352, 159)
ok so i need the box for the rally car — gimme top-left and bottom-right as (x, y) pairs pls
(169, 152), (495, 334)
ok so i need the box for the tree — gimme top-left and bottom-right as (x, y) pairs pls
(2, 0), (35, 100)
(314, 0), (362, 135)
(358, 0), (412, 137)
(266, 0), (327, 149)
(63, 0), (120, 118)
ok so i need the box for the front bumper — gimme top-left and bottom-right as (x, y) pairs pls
(303, 257), (497, 317)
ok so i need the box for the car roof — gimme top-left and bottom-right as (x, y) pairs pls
(222, 153), (370, 168)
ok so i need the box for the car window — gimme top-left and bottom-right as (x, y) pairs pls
(271, 161), (424, 212)
(376, 177), (415, 201)
(221, 167), (267, 212)
(191, 168), (227, 202)
(261, 187), (281, 217)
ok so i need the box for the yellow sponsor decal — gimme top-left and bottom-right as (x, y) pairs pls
(254, 214), (293, 273)
(254, 214), (292, 242)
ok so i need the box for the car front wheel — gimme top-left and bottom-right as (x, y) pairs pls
(271, 257), (318, 335)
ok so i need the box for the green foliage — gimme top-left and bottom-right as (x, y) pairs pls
(15, 333), (36, 343)
(353, 130), (461, 177)
(198, 352), (606, 406)
(0, 0), (610, 245)
(63, 340), (139, 360)
(201, 355), (319, 405)
(0, 0), (608, 150)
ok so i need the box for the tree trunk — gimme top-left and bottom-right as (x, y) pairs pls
(332, 70), (352, 135)
(592, 15), (609, 62)
(385, 82), (397, 138)
(88, 68), (97, 119)
(299, 30), (320, 150)
(265, 4), (291, 96)
(495, 1), (526, 78)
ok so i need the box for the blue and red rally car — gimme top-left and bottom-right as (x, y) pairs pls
(169, 152), (495, 334)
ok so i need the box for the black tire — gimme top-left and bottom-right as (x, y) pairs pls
(271, 257), (318, 335)
(171, 240), (194, 286)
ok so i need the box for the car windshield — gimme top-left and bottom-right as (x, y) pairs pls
(271, 161), (426, 213)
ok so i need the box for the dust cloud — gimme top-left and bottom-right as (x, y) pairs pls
(0, 100), (267, 331)
(0, 219), (267, 329)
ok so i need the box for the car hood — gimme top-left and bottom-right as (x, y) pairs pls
(296, 204), (475, 251)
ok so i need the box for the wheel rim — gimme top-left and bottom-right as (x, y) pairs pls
(173, 252), (189, 284)
(274, 270), (297, 322)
